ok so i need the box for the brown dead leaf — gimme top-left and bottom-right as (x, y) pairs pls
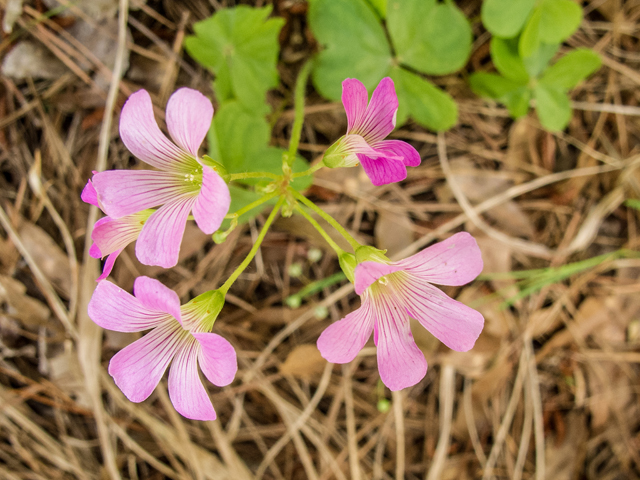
(17, 220), (71, 298)
(448, 158), (535, 238)
(279, 344), (326, 379)
(0, 274), (50, 327)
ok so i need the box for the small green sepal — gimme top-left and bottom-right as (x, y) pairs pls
(185, 289), (226, 331)
(339, 252), (357, 283)
(201, 155), (229, 178)
(355, 245), (389, 264)
(322, 136), (359, 169)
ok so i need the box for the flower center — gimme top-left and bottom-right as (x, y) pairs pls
(182, 165), (203, 189)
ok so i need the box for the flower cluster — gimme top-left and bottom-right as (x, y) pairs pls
(86, 78), (484, 420)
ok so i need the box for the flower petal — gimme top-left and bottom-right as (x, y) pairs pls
(81, 179), (99, 207)
(92, 170), (187, 219)
(358, 154), (407, 186)
(133, 276), (182, 323)
(342, 78), (368, 134)
(119, 89), (193, 172)
(192, 167), (230, 234)
(90, 243), (102, 258)
(193, 332), (237, 387)
(317, 299), (374, 363)
(372, 292), (427, 391)
(374, 140), (421, 167)
(357, 77), (398, 143)
(96, 249), (122, 282)
(109, 321), (183, 402)
(166, 88), (213, 158)
(398, 278), (484, 352)
(91, 214), (145, 257)
(88, 280), (171, 332)
(396, 232), (483, 286)
(168, 339), (217, 421)
(135, 196), (196, 268)
(354, 261), (403, 295)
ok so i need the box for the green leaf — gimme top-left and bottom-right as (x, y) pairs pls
(538, 0), (582, 45)
(540, 49), (601, 90)
(519, 0), (582, 58)
(209, 102), (311, 227)
(518, 7), (542, 58)
(184, 6), (284, 112)
(309, 0), (392, 101)
(534, 84), (571, 131)
(391, 67), (457, 131)
(366, 0), (387, 18)
(522, 42), (559, 77)
(504, 87), (532, 118)
(469, 72), (525, 99)
(481, 0), (536, 38)
(389, 0), (472, 75)
(490, 37), (529, 83)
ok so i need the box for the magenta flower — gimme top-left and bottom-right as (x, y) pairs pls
(88, 276), (236, 420)
(82, 179), (149, 281)
(323, 77), (421, 186)
(90, 87), (230, 269)
(317, 232), (484, 391)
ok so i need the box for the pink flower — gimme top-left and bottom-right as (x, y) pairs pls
(323, 77), (421, 186)
(90, 87), (230, 269)
(317, 232), (484, 391)
(88, 276), (236, 421)
(82, 179), (149, 281)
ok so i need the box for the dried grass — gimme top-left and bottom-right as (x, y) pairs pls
(0, 0), (639, 478)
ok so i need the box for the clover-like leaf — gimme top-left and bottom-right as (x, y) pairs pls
(309, 0), (392, 101)
(491, 37), (529, 83)
(469, 72), (526, 99)
(481, 0), (536, 38)
(534, 84), (571, 131)
(208, 102), (311, 226)
(519, 0), (582, 58)
(388, 0), (471, 75)
(185, 6), (284, 113)
(391, 67), (457, 131)
(522, 42), (559, 78)
(540, 49), (601, 90)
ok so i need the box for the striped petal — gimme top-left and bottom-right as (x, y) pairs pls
(374, 139), (421, 167)
(356, 77), (398, 143)
(135, 196), (197, 268)
(109, 320), (184, 402)
(193, 332), (237, 387)
(92, 170), (188, 219)
(342, 78), (368, 134)
(88, 280), (172, 332)
(354, 261), (403, 295)
(166, 88), (213, 158)
(396, 232), (483, 286)
(81, 179), (99, 207)
(192, 167), (230, 234)
(96, 248), (122, 281)
(119, 89), (194, 172)
(358, 154), (407, 186)
(168, 339), (217, 421)
(398, 278), (484, 352)
(133, 276), (182, 323)
(372, 291), (427, 391)
(317, 299), (374, 364)
(91, 213), (147, 257)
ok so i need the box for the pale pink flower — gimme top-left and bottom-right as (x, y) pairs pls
(88, 276), (236, 421)
(317, 232), (484, 391)
(90, 87), (230, 269)
(82, 179), (149, 281)
(324, 77), (421, 186)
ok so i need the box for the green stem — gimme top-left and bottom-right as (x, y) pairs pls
(292, 161), (324, 179)
(219, 196), (285, 294)
(225, 190), (279, 219)
(227, 171), (279, 182)
(289, 188), (361, 251)
(287, 61), (313, 164)
(294, 205), (345, 255)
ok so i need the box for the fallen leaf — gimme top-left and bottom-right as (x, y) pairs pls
(0, 275), (50, 327)
(375, 210), (414, 258)
(279, 344), (326, 379)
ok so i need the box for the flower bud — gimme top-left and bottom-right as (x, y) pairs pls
(355, 245), (389, 264)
